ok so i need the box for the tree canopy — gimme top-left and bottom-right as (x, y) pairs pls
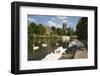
(28, 23), (46, 35)
(76, 17), (88, 40)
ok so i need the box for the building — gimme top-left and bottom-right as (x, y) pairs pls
(45, 23), (68, 35)
(63, 23), (67, 30)
(63, 23), (68, 33)
(46, 26), (52, 35)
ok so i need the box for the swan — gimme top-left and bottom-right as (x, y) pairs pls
(55, 42), (59, 46)
(42, 43), (47, 47)
(42, 46), (66, 60)
(33, 44), (39, 50)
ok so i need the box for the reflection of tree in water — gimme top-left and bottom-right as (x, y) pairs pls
(28, 37), (61, 60)
(28, 35), (88, 61)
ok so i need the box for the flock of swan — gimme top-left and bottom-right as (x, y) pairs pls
(32, 42), (59, 51)
(33, 43), (47, 50)
(42, 46), (66, 60)
(32, 39), (86, 60)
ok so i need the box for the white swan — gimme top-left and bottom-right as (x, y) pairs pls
(55, 42), (59, 46)
(33, 44), (39, 50)
(42, 43), (47, 47)
(42, 46), (66, 60)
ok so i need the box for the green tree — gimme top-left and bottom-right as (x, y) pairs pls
(51, 26), (57, 34)
(28, 22), (38, 34)
(67, 28), (74, 36)
(56, 28), (65, 35)
(76, 17), (88, 40)
(28, 23), (46, 35)
(38, 24), (46, 35)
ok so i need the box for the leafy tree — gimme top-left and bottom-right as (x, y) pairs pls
(38, 24), (46, 35)
(28, 23), (38, 34)
(56, 28), (65, 35)
(76, 17), (88, 40)
(51, 26), (56, 31)
(51, 26), (57, 34)
(28, 23), (46, 35)
(67, 28), (74, 36)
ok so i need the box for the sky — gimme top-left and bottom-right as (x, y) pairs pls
(28, 15), (81, 30)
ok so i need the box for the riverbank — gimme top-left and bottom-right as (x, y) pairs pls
(59, 50), (88, 59)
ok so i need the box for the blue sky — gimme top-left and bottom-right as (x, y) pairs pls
(28, 15), (81, 30)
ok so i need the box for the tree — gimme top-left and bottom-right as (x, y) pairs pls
(67, 28), (74, 36)
(28, 22), (38, 34)
(51, 26), (56, 31)
(51, 26), (57, 34)
(76, 17), (88, 40)
(28, 23), (46, 35)
(56, 28), (65, 35)
(38, 24), (46, 35)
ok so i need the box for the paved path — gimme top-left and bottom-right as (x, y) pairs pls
(74, 50), (88, 59)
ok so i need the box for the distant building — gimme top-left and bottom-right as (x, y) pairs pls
(45, 23), (68, 35)
(63, 23), (67, 30)
(46, 26), (52, 35)
(63, 23), (68, 33)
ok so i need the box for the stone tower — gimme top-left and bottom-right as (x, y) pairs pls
(63, 23), (68, 33)
(63, 23), (67, 30)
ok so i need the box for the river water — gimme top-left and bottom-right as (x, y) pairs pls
(28, 36), (69, 61)
(28, 36), (87, 61)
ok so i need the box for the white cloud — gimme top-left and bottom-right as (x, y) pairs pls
(28, 17), (36, 23)
(56, 16), (68, 24)
(57, 24), (62, 28)
(62, 20), (67, 23)
(47, 21), (56, 27)
(47, 21), (63, 28)
(51, 17), (56, 21)
(57, 16), (68, 20)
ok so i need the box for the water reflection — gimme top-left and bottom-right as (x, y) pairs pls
(28, 36), (87, 61)
(28, 36), (68, 60)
